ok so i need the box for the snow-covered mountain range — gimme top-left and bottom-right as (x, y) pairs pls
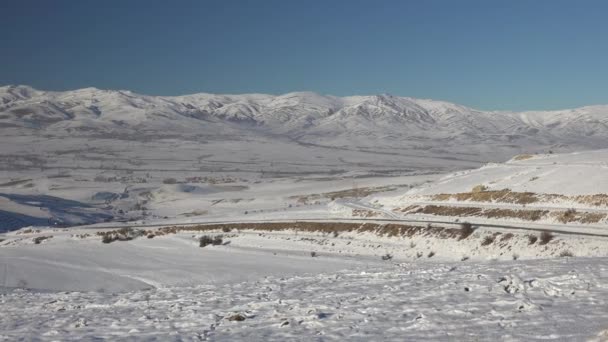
(3, 85), (608, 154)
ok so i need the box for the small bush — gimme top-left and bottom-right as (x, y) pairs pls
(199, 235), (223, 247)
(461, 256), (469, 261)
(539, 231), (554, 245)
(163, 178), (178, 184)
(227, 314), (246, 322)
(481, 235), (495, 246)
(199, 235), (214, 247)
(222, 227), (232, 233)
(310, 251), (317, 257)
(528, 235), (538, 245)
(472, 185), (488, 193)
(147, 234), (155, 239)
(381, 253), (393, 261)
(500, 233), (514, 242)
(416, 252), (423, 259)
(459, 222), (475, 240)
(512, 254), (519, 260)
(410, 241), (416, 248)
(33, 236), (52, 244)
(427, 251), (435, 258)
(333, 231), (339, 238)
(559, 250), (574, 257)
(557, 208), (578, 223)
(101, 234), (116, 244)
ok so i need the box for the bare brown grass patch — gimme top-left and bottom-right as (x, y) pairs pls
(431, 189), (539, 205)
(513, 154), (534, 161)
(553, 209), (606, 224)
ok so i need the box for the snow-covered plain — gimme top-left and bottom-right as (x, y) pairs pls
(4, 259), (608, 341)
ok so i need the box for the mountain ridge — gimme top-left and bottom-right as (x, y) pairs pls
(3, 85), (608, 160)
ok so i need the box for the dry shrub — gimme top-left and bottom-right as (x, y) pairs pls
(556, 208), (577, 223)
(528, 235), (538, 245)
(484, 208), (547, 221)
(430, 190), (608, 208)
(573, 194), (608, 207)
(554, 209), (605, 224)
(417, 205), (482, 216)
(431, 189), (538, 205)
(227, 314), (246, 322)
(539, 231), (554, 245)
(481, 235), (495, 246)
(459, 222), (475, 240)
(33, 236), (52, 244)
(500, 233), (514, 242)
(414, 204), (547, 222)
(472, 184), (488, 193)
(101, 234), (115, 244)
(199, 235), (223, 247)
(559, 250), (574, 257)
(143, 221), (487, 247)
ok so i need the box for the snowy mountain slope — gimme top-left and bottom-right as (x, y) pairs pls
(364, 149), (608, 231)
(403, 149), (608, 196)
(2, 85), (608, 155)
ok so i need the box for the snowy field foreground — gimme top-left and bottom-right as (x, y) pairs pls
(2, 257), (608, 341)
(2, 224), (608, 341)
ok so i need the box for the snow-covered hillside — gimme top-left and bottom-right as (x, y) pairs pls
(407, 149), (608, 196)
(369, 149), (608, 233)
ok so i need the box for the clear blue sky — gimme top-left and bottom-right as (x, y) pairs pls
(1, 0), (608, 110)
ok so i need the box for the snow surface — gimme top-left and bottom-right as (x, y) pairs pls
(405, 149), (608, 196)
(3, 225), (608, 340)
